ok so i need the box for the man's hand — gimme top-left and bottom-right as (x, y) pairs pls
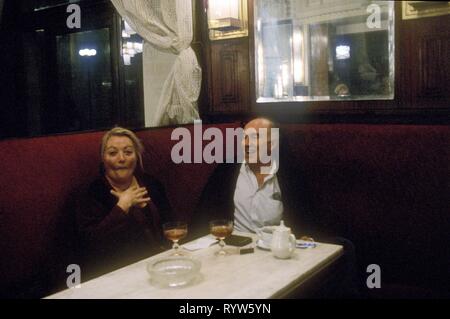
(111, 186), (151, 213)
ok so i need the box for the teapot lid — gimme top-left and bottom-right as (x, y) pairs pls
(275, 220), (291, 232)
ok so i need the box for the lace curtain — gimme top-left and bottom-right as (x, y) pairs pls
(110, 0), (201, 127)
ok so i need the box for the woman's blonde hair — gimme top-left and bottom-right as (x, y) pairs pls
(100, 127), (144, 171)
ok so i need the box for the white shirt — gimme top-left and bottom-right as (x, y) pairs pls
(233, 162), (283, 233)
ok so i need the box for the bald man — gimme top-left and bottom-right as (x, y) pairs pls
(192, 118), (359, 297)
(233, 118), (283, 232)
(192, 117), (315, 237)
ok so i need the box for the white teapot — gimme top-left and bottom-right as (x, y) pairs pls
(270, 220), (296, 259)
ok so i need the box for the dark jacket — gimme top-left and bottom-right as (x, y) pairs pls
(72, 174), (172, 280)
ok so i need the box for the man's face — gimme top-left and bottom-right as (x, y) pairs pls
(242, 119), (272, 165)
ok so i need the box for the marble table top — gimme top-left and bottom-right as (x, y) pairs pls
(46, 233), (343, 299)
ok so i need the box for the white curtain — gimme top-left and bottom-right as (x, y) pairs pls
(110, 0), (201, 127)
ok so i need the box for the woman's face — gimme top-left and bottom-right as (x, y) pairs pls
(103, 136), (137, 184)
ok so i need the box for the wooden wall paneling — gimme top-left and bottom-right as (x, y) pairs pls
(309, 23), (330, 97)
(200, 0), (449, 124)
(197, 0), (252, 119)
(248, 0), (257, 118)
(418, 35), (449, 100)
(210, 39), (250, 114)
(251, 1), (449, 123)
(399, 5), (450, 111)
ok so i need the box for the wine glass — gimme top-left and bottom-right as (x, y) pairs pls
(163, 221), (188, 255)
(209, 219), (234, 256)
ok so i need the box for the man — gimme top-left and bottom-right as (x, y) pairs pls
(192, 117), (322, 239)
(192, 117), (359, 298)
(234, 117), (283, 232)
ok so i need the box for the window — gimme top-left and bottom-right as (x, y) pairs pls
(255, 0), (395, 102)
(0, 0), (144, 138)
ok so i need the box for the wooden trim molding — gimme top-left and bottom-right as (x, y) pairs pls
(402, 1), (450, 20)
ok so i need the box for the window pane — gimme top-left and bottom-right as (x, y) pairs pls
(255, 0), (395, 102)
(56, 28), (113, 131)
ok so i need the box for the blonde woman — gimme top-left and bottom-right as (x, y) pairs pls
(73, 127), (172, 280)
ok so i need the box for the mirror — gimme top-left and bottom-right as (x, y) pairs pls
(255, 0), (395, 102)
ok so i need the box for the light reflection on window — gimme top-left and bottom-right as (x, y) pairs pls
(336, 45), (350, 60)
